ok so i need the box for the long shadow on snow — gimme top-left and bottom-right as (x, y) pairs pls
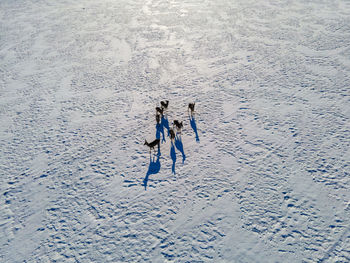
(156, 122), (166, 143)
(175, 135), (186, 163)
(161, 115), (170, 137)
(143, 149), (161, 190)
(189, 115), (200, 142)
(143, 140), (161, 190)
(170, 141), (176, 174)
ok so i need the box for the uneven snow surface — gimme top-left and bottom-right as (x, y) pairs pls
(1, 0), (350, 262)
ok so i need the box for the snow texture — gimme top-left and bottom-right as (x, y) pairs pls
(1, 0), (350, 262)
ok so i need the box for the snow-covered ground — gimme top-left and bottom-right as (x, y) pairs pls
(1, 0), (350, 262)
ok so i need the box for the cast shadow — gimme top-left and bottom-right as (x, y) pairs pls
(143, 149), (161, 190)
(175, 135), (186, 163)
(189, 115), (200, 142)
(156, 123), (166, 143)
(170, 141), (176, 174)
(161, 115), (170, 137)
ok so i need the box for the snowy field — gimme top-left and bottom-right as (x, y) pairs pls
(1, 0), (350, 262)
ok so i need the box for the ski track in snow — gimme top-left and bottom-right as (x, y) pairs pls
(1, 0), (350, 262)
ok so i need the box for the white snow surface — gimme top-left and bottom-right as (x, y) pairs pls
(1, 0), (350, 262)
